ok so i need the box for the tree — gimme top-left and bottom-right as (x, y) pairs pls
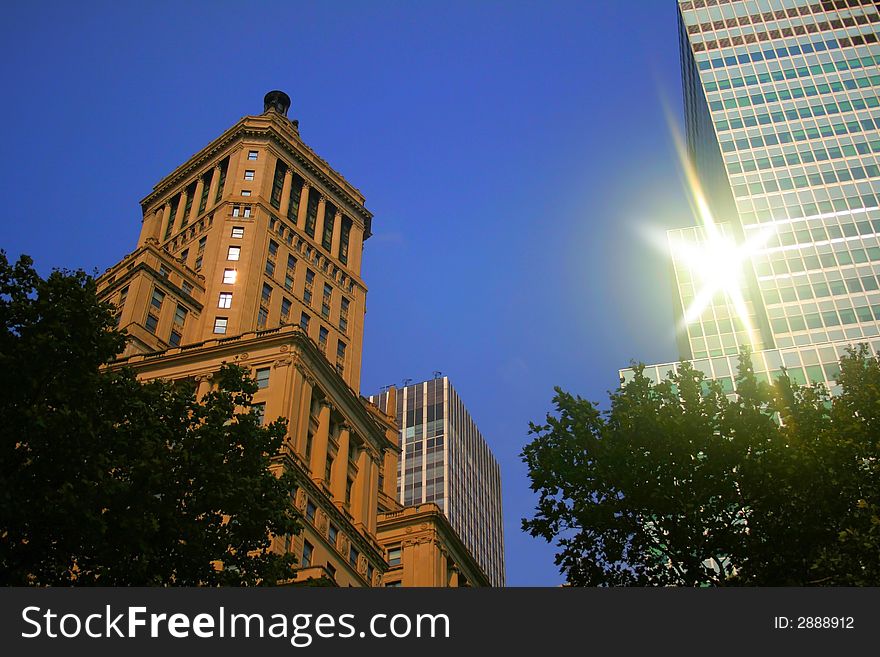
(0, 252), (300, 585)
(522, 347), (880, 586)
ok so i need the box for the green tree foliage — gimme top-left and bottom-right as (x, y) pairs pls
(0, 252), (299, 585)
(522, 347), (880, 586)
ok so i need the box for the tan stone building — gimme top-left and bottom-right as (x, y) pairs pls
(96, 91), (489, 587)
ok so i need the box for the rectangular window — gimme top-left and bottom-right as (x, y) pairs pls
(118, 285), (129, 309)
(213, 317), (228, 334)
(302, 540), (313, 568)
(182, 280), (194, 296)
(255, 367), (270, 389)
(248, 150), (259, 161)
(222, 269), (237, 284)
(271, 160), (286, 209)
(169, 329), (182, 347)
(306, 501), (316, 521)
(231, 226), (244, 238)
(322, 202), (336, 251)
(339, 297), (349, 333)
(262, 283), (272, 304)
(145, 314), (158, 333)
(218, 292), (232, 308)
(257, 306), (268, 329)
(241, 190), (251, 197)
(335, 340), (345, 375)
(159, 264), (170, 279)
(253, 402), (265, 424)
(304, 268), (315, 305)
(243, 206), (252, 218)
(151, 289), (165, 311)
(328, 524), (338, 546)
(305, 188), (319, 238)
(244, 170), (255, 181)
(198, 236), (207, 253)
(232, 205), (241, 217)
(280, 297), (291, 321)
(388, 547), (401, 566)
(179, 248), (189, 265)
(269, 240), (279, 257)
(173, 304), (187, 326)
(265, 259), (275, 276)
(318, 326), (328, 351)
(349, 546), (359, 566)
(300, 312), (310, 331)
(227, 246), (241, 261)
(339, 216), (352, 264)
(288, 174), (304, 221)
(322, 283), (332, 318)
(285, 255), (296, 291)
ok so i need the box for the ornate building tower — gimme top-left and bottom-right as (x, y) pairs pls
(104, 90), (366, 391)
(95, 91), (489, 587)
(96, 92), (394, 586)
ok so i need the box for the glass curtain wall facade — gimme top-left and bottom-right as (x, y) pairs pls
(370, 377), (505, 587)
(624, 0), (880, 393)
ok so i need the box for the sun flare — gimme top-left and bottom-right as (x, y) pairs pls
(662, 110), (775, 348)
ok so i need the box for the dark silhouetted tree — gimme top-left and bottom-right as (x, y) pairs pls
(0, 252), (299, 585)
(522, 348), (879, 586)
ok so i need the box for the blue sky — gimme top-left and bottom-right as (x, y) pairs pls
(2, 0), (696, 585)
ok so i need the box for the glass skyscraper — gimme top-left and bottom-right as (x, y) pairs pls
(370, 377), (505, 587)
(624, 0), (880, 392)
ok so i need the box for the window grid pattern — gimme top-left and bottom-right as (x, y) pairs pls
(369, 378), (505, 587)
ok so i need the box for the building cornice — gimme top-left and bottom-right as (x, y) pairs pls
(106, 325), (395, 454)
(377, 503), (491, 587)
(140, 115), (373, 237)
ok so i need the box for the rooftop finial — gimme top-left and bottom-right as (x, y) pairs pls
(263, 90), (291, 117)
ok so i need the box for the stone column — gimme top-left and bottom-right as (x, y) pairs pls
(189, 178), (205, 223)
(351, 447), (372, 527)
(383, 449), (397, 499)
(330, 424), (351, 504)
(293, 368), (314, 458)
(160, 203), (173, 239)
(195, 373), (213, 401)
(330, 211), (343, 258)
(367, 455), (379, 534)
(138, 206), (164, 244)
(315, 195), (327, 245)
(207, 165), (221, 209)
(279, 168), (293, 217)
(173, 189), (188, 232)
(309, 399), (332, 483)
(348, 224), (364, 275)
(296, 182), (310, 229)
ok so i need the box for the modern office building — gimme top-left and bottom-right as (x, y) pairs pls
(94, 91), (484, 587)
(370, 377), (505, 587)
(624, 0), (880, 391)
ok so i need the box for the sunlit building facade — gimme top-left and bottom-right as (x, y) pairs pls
(370, 377), (505, 587)
(94, 91), (486, 587)
(624, 0), (880, 391)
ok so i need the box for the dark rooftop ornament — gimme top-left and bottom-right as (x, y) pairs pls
(263, 90), (291, 117)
